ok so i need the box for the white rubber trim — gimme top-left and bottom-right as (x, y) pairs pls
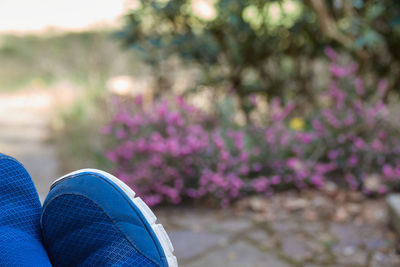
(52, 168), (178, 267)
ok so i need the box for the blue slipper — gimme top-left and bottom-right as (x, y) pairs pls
(0, 153), (51, 266)
(41, 169), (177, 267)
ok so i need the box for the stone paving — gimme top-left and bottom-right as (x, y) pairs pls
(157, 190), (400, 267)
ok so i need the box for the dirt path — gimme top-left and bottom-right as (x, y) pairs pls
(0, 89), (60, 201)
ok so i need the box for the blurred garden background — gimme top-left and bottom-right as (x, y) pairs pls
(1, 0), (400, 266)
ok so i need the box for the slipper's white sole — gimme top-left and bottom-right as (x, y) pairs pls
(52, 168), (178, 267)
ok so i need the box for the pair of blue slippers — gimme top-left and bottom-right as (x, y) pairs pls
(0, 153), (177, 266)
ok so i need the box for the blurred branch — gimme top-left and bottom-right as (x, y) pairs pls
(305, 0), (353, 47)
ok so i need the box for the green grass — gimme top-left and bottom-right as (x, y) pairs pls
(0, 30), (142, 92)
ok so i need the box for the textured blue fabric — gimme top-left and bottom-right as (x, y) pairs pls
(41, 172), (165, 266)
(0, 153), (52, 266)
(42, 194), (157, 267)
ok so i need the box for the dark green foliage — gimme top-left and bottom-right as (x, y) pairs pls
(120, 0), (400, 118)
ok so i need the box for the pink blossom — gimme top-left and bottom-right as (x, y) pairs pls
(251, 177), (269, 192)
(330, 81), (345, 109)
(287, 158), (302, 170)
(105, 151), (117, 162)
(347, 155), (359, 167)
(354, 78), (365, 95)
(378, 130), (387, 139)
(322, 109), (340, 128)
(372, 139), (383, 152)
(270, 175), (281, 185)
(324, 46), (338, 61)
(345, 174), (359, 190)
(378, 186), (387, 194)
(353, 138), (365, 150)
(294, 132), (314, 144)
(134, 95), (143, 106)
(116, 129), (127, 139)
(312, 119), (325, 136)
(310, 174), (324, 188)
(234, 132), (244, 149)
(100, 125), (112, 134)
(252, 163), (263, 172)
(378, 79), (388, 97)
(280, 131), (290, 146)
(328, 150), (339, 160)
(382, 164), (393, 177)
(265, 128), (275, 145)
(330, 63), (358, 78)
(344, 113), (355, 126)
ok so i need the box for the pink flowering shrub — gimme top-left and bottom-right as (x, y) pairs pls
(308, 48), (400, 194)
(246, 99), (336, 195)
(102, 97), (249, 206)
(103, 49), (400, 206)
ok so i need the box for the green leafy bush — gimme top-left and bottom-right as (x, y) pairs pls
(120, 0), (400, 120)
